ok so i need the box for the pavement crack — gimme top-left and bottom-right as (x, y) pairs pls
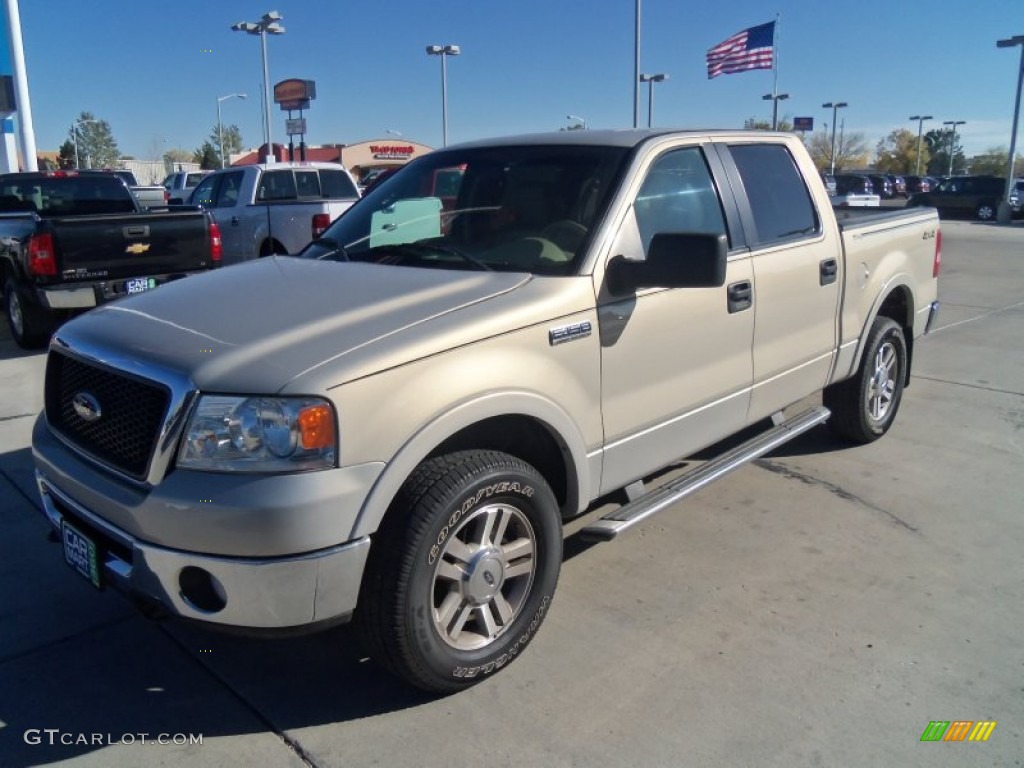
(754, 458), (920, 533)
(914, 376), (1023, 397)
(0, 413), (35, 422)
(160, 625), (321, 768)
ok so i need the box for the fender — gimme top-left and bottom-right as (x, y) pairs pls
(348, 390), (593, 541)
(837, 275), (915, 384)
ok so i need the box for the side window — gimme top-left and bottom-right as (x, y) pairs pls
(257, 170), (297, 201)
(214, 171), (244, 208)
(191, 174), (218, 206)
(729, 144), (819, 245)
(295, 170), (321, 198)
(633, 147), (727, 253)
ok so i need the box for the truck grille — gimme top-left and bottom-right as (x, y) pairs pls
(45, 351), (170, 479)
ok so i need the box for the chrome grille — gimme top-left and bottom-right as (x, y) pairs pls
(45, 351), (170, 479)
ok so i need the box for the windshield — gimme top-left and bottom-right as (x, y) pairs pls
(301, 144), (628, 275)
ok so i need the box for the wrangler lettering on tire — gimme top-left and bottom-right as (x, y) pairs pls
(358, 450), (561, 693)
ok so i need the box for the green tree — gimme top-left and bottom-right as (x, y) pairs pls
(57, 139), (76, 169)
(806, 128), (870, 172)
(875, 128), (928, 174)
(194, 141), (220, 170)
(68, 111), (121, 169)
(210, 124), (243, 166)
(967, 146), (1023, 177)
(924, 128), (966, 176)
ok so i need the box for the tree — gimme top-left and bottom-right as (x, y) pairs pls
(68, 111), (121, 169)
(805, 129), (870, 172)
(57, 140), (76, 169)
(194, 141), (219, 170)
(743, 117), (794, 131)
(924, 128), (966, 176)
(874, 128), (928, 174)
(210, 124), (243, 166)
(164, 148), (194, 169)
(967, 146), (1023, 177)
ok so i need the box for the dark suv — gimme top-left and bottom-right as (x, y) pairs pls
(907, 175), (1006, 221)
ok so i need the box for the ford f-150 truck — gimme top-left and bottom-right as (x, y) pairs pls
(1, 171), (221, 348)
(32, 130), (940, 693)
(188, 161), (359, 263)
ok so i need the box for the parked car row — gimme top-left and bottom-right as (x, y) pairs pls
(906, 175), (1021, 221)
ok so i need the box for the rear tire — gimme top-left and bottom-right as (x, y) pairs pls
(358, 450), (561, 693)
(824, 316), (907, 444)
(976, 203), (996, 221)
(4, 278), (54, 349)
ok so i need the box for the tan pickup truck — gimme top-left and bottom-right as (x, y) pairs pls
(32, 130), (940, 692)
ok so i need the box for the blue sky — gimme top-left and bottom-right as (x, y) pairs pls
(9, 0), (1024, 160)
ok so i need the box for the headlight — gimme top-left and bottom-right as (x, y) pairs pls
(178, 395), (337, 473)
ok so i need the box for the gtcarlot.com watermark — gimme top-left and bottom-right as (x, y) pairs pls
(24, 729), (203, 746)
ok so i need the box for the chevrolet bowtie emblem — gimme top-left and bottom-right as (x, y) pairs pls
(125, 242), (151, 255)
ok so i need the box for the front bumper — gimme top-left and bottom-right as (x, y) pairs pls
(37, 471), (371, 629)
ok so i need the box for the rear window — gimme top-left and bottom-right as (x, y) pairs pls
(0, 176), (136, 216)
(186, 173), (206, 187)
(257, 170), (298, 201)
(320, 170), (359, 199)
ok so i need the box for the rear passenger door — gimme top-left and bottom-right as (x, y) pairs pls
(719, 142), (841, 422)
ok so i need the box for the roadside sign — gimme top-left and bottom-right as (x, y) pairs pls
(286, 118), (307, 136)
(793, 117), (814, 131)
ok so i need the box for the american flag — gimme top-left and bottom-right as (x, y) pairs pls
(706, 22), (775, 79)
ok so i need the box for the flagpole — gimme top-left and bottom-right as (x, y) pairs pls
(771, 13), (781, 129)
(634, 0), (641, 128)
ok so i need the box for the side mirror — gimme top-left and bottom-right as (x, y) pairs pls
(607, 232), (728, 295)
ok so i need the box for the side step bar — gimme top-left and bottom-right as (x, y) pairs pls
(580, 406), (831, 541)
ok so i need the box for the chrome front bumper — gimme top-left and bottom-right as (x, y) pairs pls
(36, 471), (370, 629)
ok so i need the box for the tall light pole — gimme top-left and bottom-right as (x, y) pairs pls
(822, 102), (848, 174)
(633, 0), (641, 128)
(217, 93), (247, 169)
(426, 44), (460, 146)
(639, 73), (668, 127)
(231, 11), (285, 164)
(762, 92), (790, 130)
(908, 115), (933, 176)
(996, 35), (1024, 223)
(566, 114), (587, 130)
(71, 118), (97, 169)
(943, 120), (966, 177)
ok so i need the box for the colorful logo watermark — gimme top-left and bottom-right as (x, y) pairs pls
(920, 721), (997, 742)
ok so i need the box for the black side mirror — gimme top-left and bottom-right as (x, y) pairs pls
(607, 232), (728, 295)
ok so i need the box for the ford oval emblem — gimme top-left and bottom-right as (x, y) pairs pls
(72, 392), (102, 423)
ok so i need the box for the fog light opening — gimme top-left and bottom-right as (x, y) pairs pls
(178, 566), (227, 613)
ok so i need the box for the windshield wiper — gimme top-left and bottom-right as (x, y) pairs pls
(310, 238), (348, 261)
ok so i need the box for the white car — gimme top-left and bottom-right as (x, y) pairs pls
(163, 170), (212, 205)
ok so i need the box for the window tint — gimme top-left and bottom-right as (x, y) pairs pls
(192, 174), (217, 206)
(257, 170), (297, 201)
(320, 170), (359, 199)
(214, 171), (244, 208)
(730, 144), (818, 244)
(295, 170), (321, 198)
(633, 147), (726, 253)
(186, 173), (206, 187)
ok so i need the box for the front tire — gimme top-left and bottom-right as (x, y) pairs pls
(824, 317), (907, 444)
(358, 450), (561, 693)
(4, 278), (54, 349)
(976, 203), (996, 221)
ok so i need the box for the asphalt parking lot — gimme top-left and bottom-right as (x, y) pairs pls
(1, 219), (1022, 767)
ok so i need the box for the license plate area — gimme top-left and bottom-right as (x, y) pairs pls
(125, 277), (157, 295)
(62, 520), (102, 589)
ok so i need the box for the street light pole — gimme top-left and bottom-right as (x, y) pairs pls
(633, 0), (641, 128)
(639, 74), (668, 127)
(943, 120), (966, 177)
(217, 93), (247, 169)
(908, 115), (933, 176)
(231, 11), (285, 164)
(996, 35), (1024, 223)
(762, 93), (790, 130)
(822, 102), (848, 174)
(426, 44), (460, 146)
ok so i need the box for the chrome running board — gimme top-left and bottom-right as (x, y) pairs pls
(581, 406), (831, 541)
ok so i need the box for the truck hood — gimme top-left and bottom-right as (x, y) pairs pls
(58, 257), (532, 393)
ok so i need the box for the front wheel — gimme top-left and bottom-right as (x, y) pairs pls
(358, 450), (561, 693)
(824, 317), (907, 444)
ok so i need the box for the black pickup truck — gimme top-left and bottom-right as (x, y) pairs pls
(1, 171), (221, 348)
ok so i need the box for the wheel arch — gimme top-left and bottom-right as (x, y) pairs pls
(349, 393), (590, 541)
(852, 283), (916, 387)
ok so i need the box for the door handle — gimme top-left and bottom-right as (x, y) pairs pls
(727, 281), (752, 313)
(820, 258), (838, 285)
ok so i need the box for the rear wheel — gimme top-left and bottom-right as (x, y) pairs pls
(824, 316), (907, 444)
(358, 450), (561, 693)
(4, 278), (54, 349)
(976, 203), (996, 221)
(259, 240), (287, 257)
